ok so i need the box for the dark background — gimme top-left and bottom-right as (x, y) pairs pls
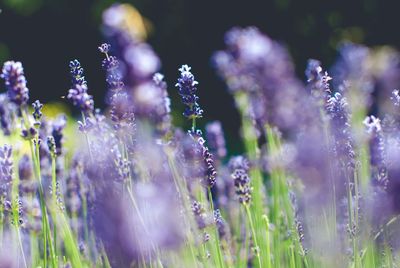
(1, 0), (400, 152)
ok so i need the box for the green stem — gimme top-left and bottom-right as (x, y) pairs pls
(245, 204), (262, 268)
(262, 215), (272, 268)
(208, 187), (225, 268)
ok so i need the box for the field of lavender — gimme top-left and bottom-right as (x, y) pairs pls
(2, 3), (400, 268)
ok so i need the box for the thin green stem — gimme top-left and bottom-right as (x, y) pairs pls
(244, 204), (262, 268)
(208, 187), (225, 268)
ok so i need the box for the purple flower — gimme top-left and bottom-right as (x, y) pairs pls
(1, 61), (30, 106)
(305, 59), (332, 103)
(0, 145), (13, 198)
(69, 59), (87, 86)
(98, 43), (111, 54)
(67, 84), (94, 113)
(205, 121), (227, 160)
(214, 209), (227, 239)
(102, 5), (161, 87)
(213, 27), (315, 134)
(18, 154), (32, 182)
(0, 93), (15, 135)
(364, 115), (387, 188)
(391, 89), (400, 106)
(32, 100), (43, 126)
(51, 114), (67, 156)
(109, 90), (135, 131)
(153, 73), (172, 135)
(93, 182), (184, 266)
(175, 65), (203, 119)
(228, 156), (252, 205)
(191, 200), (209, 229)
(68, 60), (94, 113)
(326, 92), (355, 168)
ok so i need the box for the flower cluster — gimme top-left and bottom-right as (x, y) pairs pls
(2, 6), (400, 268)
(67, 60), (94, 113)
(1, 61), (29, 106)
(176, 65), (203, 120)
(229, 156), (252, 205)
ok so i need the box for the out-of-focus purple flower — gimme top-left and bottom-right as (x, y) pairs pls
(228, 156), (252, 205)
(192, 200), (209, 230)
(109, 90), (135, 131)
(94, 182), (184, 266)
(213, 27), (316, 134)
(124, 43), (160, 81)
(175, 65), (203, 120)
(0, 145), (13, 198)
(153, 73), (172, 135)
(214, 209), (227, 239)
(102, 4), (161, 87)
(391, 89), (400, 106)
(331, 43), (400, 113)
(51, 114), (67, 156)
(364, 115), (387, 188)
(0, 93), (15, 135)
(1, 61), (30, 106)
(305, 59), (332, 104)
(326, 92), (355, 169)
(67, 84), (94, 114)
(205, 121), (227, 160)
(131, 80), (172, 130)
(98, 43), (124, 95)
(18, 154), (32, 182)
(18, 154), (36, 195)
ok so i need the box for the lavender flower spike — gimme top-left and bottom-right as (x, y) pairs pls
(175, 65), (203, 120)
(32, 100), (43, 126)
(67, 82), (94, 113)
(229, 156), (252, 205)
(68, 60), (94, 113)
(69, 59), (87, 86)
(0, 145), (13, 198)
(364, 115), (387, 187)
(1, 61), (30, 106)
(206, 121), (227, 160)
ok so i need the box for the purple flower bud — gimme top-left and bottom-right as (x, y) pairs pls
(69, 59), (87, 86)
(47, 136), (56, 155)
(1, 61), (30, 106)
(32, 100), (43, 126)
(98, 43), (111, 54)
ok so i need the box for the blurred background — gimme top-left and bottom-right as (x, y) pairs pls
(1, 0), (399, 153)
